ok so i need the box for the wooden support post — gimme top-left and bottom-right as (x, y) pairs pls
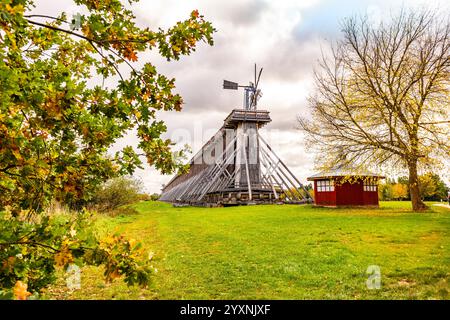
(243, 135), (252, 201)
(197, 141), (239, 201)
(261, 147), (300, 201)
(259, 154), (278, 199)
(260, 149), (297, 201)
(259, 134), (311, 201)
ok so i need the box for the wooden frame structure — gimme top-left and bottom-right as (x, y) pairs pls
(160, 109), (312, 206)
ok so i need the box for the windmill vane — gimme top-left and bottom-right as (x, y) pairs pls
(223, 64), (263, 110)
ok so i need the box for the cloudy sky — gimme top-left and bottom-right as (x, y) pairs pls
(31, 0), (449, 193)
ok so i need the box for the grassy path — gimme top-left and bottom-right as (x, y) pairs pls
(46, 201), (449, 299)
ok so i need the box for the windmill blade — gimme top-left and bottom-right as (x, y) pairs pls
(255, 67), (263, 88)
(254, 64), (256, 86)
(250, 90), (262, 108)
(250, 67), (263, 108)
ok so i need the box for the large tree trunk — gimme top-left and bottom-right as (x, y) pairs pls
(408, 159), (427, 211)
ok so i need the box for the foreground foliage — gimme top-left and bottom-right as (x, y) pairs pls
(0, 0), (214, 298)
(0, 0), (214, 212)
(0, 208), (152, 299)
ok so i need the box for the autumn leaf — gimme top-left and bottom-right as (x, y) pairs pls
(5, 4), (24, 15)
(106, 269), (121, 282)
(127, 51), (138, 62)
(2, 256), (15, 272)
(13, 281), (31, 300)
(54, 247), (74, 267)
(123, 45), (138, 62)
(172, 45), (181, 54)
(191, 9), (199, 18)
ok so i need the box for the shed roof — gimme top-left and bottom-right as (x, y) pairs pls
(307, 167), (385, 181)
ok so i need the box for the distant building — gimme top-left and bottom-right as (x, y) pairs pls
(307, 168), (385, 207)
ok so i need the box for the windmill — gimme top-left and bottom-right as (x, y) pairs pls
(160, 65), (312, 206)
(223, 64), (263, 110)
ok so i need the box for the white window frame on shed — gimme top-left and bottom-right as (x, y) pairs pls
(316, 179), (334, 192)
(363, 180), (377, 192)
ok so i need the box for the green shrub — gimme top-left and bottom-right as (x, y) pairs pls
(108, 206), (140, 217)
(137, 193), (151, 201)
(149, 193), (160, 201)
(91, 177), (143, 212)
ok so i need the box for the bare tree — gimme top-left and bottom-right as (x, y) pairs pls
(299, 9), (449, 211)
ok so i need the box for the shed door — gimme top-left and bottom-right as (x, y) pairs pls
(336, 181), (364, 206)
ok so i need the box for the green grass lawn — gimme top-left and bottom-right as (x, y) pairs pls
(45, 201), (449, 300)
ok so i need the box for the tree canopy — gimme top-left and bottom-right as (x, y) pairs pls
(0, 0), (215, 214)
(0, 0), (214, 298)
(299, 9), (449, 211)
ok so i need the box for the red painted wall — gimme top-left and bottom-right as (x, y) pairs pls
(313, 180), (336, 206)
(363, 188), (379, 205)
(336, 180), (364, 206)
(313, 178), (379, 206)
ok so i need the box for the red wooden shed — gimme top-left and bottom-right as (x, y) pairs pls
(307, 168), (385, 207)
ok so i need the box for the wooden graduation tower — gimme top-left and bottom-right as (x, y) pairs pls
(160, 66), (312, 206)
